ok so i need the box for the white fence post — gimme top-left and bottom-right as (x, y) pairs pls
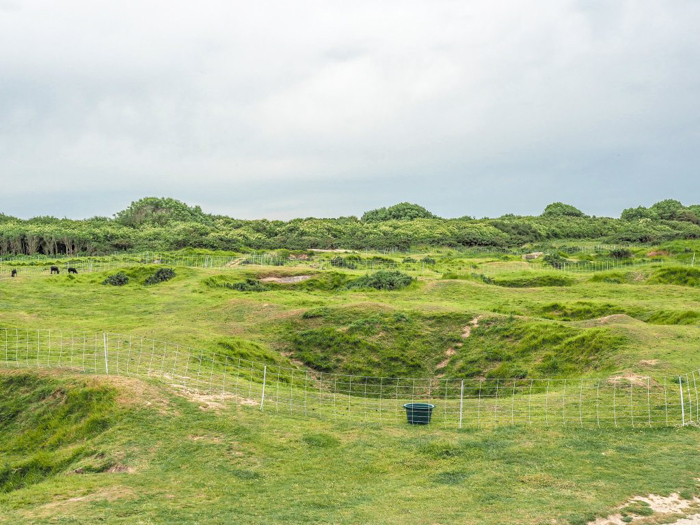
(260, 365), (267, 411)
(103, 331), (109, 374)
(680, 376), (686, 426)
(458, 379), (464, 429)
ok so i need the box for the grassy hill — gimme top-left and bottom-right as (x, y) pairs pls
(2, 252), (700, 523)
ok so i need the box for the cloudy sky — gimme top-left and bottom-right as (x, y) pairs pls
(1, 0), (698, 220)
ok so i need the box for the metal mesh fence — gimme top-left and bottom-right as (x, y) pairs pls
(0, 327), (696, 429)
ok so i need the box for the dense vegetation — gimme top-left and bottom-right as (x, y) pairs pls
(2, 197), (700, 255)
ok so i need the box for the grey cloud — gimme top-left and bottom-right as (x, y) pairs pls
(0, 0), (698, 219)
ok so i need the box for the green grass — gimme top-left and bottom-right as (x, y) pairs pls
(2, 257), (700, 523)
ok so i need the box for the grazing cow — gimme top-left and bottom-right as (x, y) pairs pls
(50, 266), (60, 274)
(68, 267), (78, 274)
(11, 269), (17, 277)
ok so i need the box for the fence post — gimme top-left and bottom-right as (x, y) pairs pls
(459, 379), (464, 429)
(103, 332), (109, 374)
(680, 376), (685, 426)
(260, 365), (267, 411)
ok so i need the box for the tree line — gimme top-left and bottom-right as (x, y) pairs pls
(1, 198), (699, 256)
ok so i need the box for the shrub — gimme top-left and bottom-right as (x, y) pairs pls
(330, 256), (356, 269)
(346, 271), (414, 291)
(144, 268), (176, 285)
(609, 248), (633, 259)
(102, 272), (129, 286)
(225, 279), (269, 292)
(421, 257), (436, 265)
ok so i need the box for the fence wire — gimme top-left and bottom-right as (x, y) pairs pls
(1, 328), (696, 429)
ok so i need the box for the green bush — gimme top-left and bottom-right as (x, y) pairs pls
(225, 279), (269, 292)
(144, 268), (176, 285)
(346, 271), (414, 291)
(102, 272), (129, 286)
(609, 248), (633, 259)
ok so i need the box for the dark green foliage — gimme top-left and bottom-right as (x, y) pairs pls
(225, 279), (269, 292)
(490, 274), (575, 288)
(543, 253), (566, 266)
(2, 197), (700, 255)
(102, 272), (129, 286)
(345, 271), (414, 291)
(144, 268), (176, 285)
(115, 197), (211, 228)
(541, 202), (587, 218)
(330, 256), (356, 269)
(421, 257), (436, 264)
(609, 248), (633, 259)
(361, 202), (436, 222)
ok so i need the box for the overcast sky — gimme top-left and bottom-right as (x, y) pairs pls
(1, 0), (698, 220)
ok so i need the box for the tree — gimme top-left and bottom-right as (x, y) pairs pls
(361, 203), (437, 222)
(541, 202), (587, 218)
(115, 197), (211, 228)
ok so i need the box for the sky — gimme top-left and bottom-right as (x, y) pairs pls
(0, 0), (699, 220)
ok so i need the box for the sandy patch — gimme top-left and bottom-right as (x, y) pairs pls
(606, 373), (657, 388)
(594, 314), (636, 325)
(589, 493), (700, 524)
(436, 348), (457, 370)
(462, 315), (483, 339)
(260, 275), (313, 284)
(28, 487), (137, 518)
(639, 359), (660, 367)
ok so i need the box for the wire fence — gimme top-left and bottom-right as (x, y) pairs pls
(0, 327), (697, 429)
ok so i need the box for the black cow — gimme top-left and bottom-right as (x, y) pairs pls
(68, 267), (78, 274)
(50, 266), (60, 274)
(11, 269), (17, 277)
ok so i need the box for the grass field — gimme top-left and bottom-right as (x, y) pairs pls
(1, 250), (700, 523)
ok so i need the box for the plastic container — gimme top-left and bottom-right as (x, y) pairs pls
(403, 403), (435, 425)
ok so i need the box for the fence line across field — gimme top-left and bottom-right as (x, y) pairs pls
(0, 327), (697, 429)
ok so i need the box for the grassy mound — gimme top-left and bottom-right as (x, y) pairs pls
(648, 267), (700, 287)
(281, 307), (468, 377)
(449, 317), (627, 378)
(0, 372), (120, 493)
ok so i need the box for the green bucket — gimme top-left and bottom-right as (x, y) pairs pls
(403, 403), (435, 425)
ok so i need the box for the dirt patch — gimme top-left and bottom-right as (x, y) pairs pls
(462, 315), (483, 338)
(28, 487), (137, 518)
(171, 385), (257, 410)
(189, 434), (224, 444)
(639, 359), (660, 367)
(106, 463), (134, 474)
(522, 252), (544, 260)
(588, 493), (700, 524)
(606, 373), (657, 388)
(436, 348), (457, 370)
(647, 250), (669, 257)
(593, 314), (636, 326)
(260, 275), (313, 284)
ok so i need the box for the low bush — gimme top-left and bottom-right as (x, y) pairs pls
(346, 270), (414, 291)
(144, 268), (176, 285)
(491, 274), (574, 288)
(102, 272), (129, 286)
(225, 279), (269, 292)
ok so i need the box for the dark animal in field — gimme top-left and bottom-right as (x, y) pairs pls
(11, 269), (17, 277)
(68, 267), (78, 274)
(50, 266), (60, 274)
